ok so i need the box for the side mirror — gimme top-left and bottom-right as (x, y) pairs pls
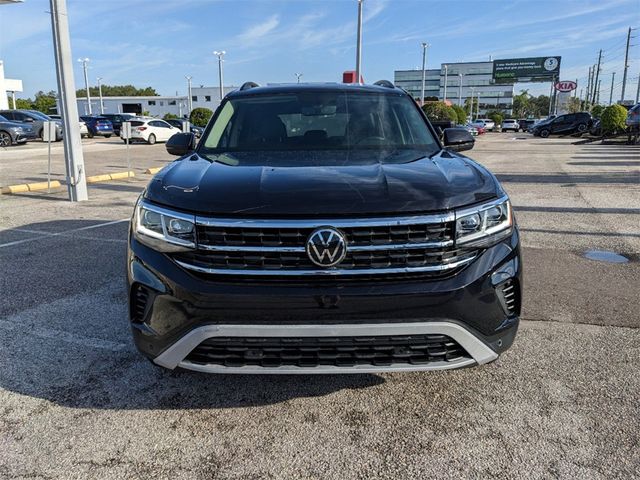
(166, 132), (195, 156)
(443, 127), (475, 152)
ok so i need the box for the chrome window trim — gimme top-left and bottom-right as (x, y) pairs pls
(174, 252), (477, 276)
(152, 321), (499, 372)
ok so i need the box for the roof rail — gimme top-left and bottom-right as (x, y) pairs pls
(373, 80), (395, 89)
(240, 81), (260, 91)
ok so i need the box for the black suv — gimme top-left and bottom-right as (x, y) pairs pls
(530, 112), (592, 137)
(100, 113), (134, 135)
(128, 82), (521, 374)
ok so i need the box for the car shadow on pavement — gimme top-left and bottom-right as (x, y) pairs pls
(0, 219), (386, 410)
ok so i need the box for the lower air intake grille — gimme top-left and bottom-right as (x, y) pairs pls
(131, 284), (150, 322)
(185, 334), (469, 368)
(498, 279), (519, 316)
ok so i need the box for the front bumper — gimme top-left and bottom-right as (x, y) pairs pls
(128, 229), (522, 373)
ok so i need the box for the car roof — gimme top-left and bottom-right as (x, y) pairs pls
(226, 82), (405, 98)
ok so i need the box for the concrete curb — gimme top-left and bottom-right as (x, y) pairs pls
(1, 181), (63, 194)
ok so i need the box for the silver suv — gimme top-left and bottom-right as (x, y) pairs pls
(0, 109), (62, 141)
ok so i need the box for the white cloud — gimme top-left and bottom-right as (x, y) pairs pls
(236, 15), (280, 44)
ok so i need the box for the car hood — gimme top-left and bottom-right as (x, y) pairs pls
(144, 149), (500, 216)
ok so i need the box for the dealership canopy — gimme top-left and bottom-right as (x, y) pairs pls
(492, 57), (561, 84)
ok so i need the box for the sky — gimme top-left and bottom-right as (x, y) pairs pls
(1, 0), (639, 101)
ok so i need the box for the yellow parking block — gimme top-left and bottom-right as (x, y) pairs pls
(109, 171), (135, 180)
(86, 174), (112, 183)
(145, 167), (163, 174)
(1, 180), (62, 194)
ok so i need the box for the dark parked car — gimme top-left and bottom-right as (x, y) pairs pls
(80, 116), (114, 138)
(626, 103), (640, 129)
(0, 114), (37, 146)
(100, 113), (134, 135)
(0, 109), (62, 141)
(165, 118), (204, 137)
(128, 82), (521, 374)
(518, 119), (536, 132)
(530, 112), (592, 138)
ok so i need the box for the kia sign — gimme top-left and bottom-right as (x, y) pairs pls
(555, 80), (577, 92)
(493, 56), (561, 84)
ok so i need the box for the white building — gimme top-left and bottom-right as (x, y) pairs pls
(0, 60), (23, 110)
(395, 61), (514, 115)
(76, 86), (237, 118)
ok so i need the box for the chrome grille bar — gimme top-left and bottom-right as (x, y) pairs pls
(198, 239), (454, 253)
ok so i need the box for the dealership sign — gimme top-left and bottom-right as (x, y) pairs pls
(492, 56), (561, 83)
(555, 80), (577, 92)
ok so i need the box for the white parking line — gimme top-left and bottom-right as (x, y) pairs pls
(0, 219), (129, 248)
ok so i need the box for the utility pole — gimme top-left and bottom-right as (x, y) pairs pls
(595, 79), (601, 105)
(586, 66), (592, 109)
(213, 51), (225, 100)
(620, 27), (632, 103)
(579, 88), (583, 110)
(592, 50), (602, 105)
(548, 76), (555, 116)
(185, 75), (192, 115)
(458, 73), (463, 106)
(609, 72), (615, 105)
(355, 0), (363, 84)
(96, 77), (104, 114)
(78, 57), (91, 114)
(420, 42), (429, 105)
(50, 0), (88, 201)
(636, 74), (640, 103)
(443, 65), (448, 102)
(295, 73), (303, 83)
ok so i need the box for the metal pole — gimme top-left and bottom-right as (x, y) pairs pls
(97, 77), (104, 114)
(10, 91), (16, 109)
(586, 66), (592, 109)
(295, 73), (303, 83)
(579, 88), (583, 110)
(78, 57), (91, 114)
(476, 92), (480, 119)
(443, 65), (448, 102)
(420, 42), (428, 105)
(620, 27), (632, 103)
(458, 74), (463, 106)
(213, 51), (225, 100)
(355, 0), (363, 84)
(47, 128), (52, 192)
(609, 72), (616, 105)
(185, 75), (192, 115)
(469, 88), (474, 121)
(548, 76), (554, 116)
(596, 79), (601, 105)
(50, 0), (88, 201)
(592, 50), (602, 104)
(636, 74), (640, 103)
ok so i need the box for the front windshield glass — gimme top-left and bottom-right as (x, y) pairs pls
(28, 111), (51, 120)
(201, 92), (438, 159)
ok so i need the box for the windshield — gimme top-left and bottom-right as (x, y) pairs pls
(28, 111), (51, 120)
(200, 92), (438, 158)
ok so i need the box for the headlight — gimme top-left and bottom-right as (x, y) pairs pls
(455, 197), (513, 246)
(133, 200), (196, 252)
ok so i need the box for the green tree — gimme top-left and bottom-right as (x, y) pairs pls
(591, 105), (605, 119)
(512, 90), (531, 118)
(451, 104), (468, 124)
(566, 97), (582, 114)
(487, 111), (504, 126)
(76, 84), (158, 97)
(464, 96), (478, 118)
(421, 101), (457, 123)
(163, 113), (179, 120)
(31, 91), (57, 114)
(530, 95), (550, 117)
(600, 104), (627, 135)
(189, 107), (213, 127)
(13, 98), (33, 109)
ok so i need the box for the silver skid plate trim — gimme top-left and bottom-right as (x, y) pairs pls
(153, 321), (498, 374)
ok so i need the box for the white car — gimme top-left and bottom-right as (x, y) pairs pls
(49, 114), (89, 138)
(477, 118), (496, 131)
(501, 119), (520, 132)
(123, 117), (180, 144)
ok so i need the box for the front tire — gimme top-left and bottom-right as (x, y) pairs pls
(540, 129), (550, 138)
(147, 134), (156, 145)
(0, 130), (12, 147)
(105, 134), (112, 138)
(577, 123), (587, 133)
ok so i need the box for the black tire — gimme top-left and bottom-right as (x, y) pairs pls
(539, 129), (550, 138)
(122, 139), (128, 144)
(105, 134), (112, 138)
(577, 123), (587, 133)
(147, 134), (156, 145)
(38, 128), (43, 139)
(87, 130), (94, 138)
(0, 130), (12, 147)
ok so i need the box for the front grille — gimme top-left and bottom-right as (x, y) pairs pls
(174, 214), (479, 278)
(185, 334), (469, 368)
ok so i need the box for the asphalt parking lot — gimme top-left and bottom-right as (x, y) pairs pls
(1, 134), (639, 479)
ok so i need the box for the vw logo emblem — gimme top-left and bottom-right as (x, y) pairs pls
(306, 227), (347, 267)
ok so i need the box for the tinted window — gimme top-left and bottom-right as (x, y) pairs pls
(0, 115), (7, 121)
(202, 92), (437, 155)
(131, 121), (144, 127)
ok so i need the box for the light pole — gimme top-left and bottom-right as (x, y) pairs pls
(185, 75), (193, 115)
(96, 76), (104, 114)
(355, 0), (363, 84)
(295, 73), (303, 83)
(469, 87), (475, 121)
(213, 51), (225, 100)
(458, 73), (463, 106)
(420, 42), (429, 105)
(443, 65), (448, 102)
(77, 57), (91, 114)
